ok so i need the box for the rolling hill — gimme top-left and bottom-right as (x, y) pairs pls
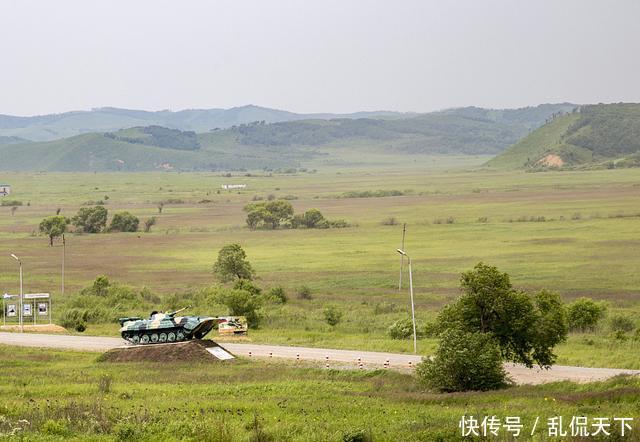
(0, 103), (577, 171)
(487, 103), (640, 170)
(0, 105), (413, 142)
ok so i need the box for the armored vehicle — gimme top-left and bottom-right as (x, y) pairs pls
(118, 306), (217, 345)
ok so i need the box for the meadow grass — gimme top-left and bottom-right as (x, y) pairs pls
(1, 345), (639, 441)
(1, 158), (639, 367)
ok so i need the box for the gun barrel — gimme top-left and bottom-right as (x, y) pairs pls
(168, 305), (191, 316)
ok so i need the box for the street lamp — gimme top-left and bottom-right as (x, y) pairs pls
(397, 249), (417, 354)
(10, 254), (23, 333)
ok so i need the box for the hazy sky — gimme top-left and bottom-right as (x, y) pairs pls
(1, 0), (639, 116)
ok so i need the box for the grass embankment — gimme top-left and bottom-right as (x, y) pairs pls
(1, 346), (639, 441)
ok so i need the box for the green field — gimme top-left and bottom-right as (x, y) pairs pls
(1, 157), (640, 366)
(1, 345), (639, 441)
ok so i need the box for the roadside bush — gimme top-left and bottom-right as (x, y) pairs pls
(381, 217), (398, 226)
(388, 318), (419, 340)
(109, 211), (139, 232)
(567, 298), (607, 332)
(266, 286), (288, 304)
(215, 288), (262, 328)
(416, 328), (507, 392)
(80, 275), (111, 297)
(323, 306), (343, 327)
(60, 309), (87, 332)
(296, 286), (313, 300)
(609, 314), (635, 333)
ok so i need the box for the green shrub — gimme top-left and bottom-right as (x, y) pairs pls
(297, 286), (313, 300)
(388, 318), (419, 340)
(342, 428), (372, 442)
(109, 211), (140, 232)
(609, 314), (635, 333)
(60, 309), (87, 332)
(323, 306), (343, 327)
(416, 328), (507, 392)
(233, 279), (262, 297)
(215, 288), (262, 328)
(41, 419), (70, 436)
(266, 286), (288, 304)
(567, 298), (607, 332)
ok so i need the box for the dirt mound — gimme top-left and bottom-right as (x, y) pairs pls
(537, 153), (564, 168)
(0, 324), (68, 333)
(99, 339), (235, 363)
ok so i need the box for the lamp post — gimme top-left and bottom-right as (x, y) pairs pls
(397, 249), (417, 354)
(10, 254), (23, 333)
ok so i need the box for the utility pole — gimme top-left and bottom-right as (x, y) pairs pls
(61, 234), (65, 297)
(398, 223), (406, 291)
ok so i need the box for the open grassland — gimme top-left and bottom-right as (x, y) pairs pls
(1, 157), (639, 366)
(1, 345), (639, 441)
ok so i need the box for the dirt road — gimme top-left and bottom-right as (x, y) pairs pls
(1, 332), (637, 385)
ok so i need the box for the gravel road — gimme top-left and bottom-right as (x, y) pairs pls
(1, 332), (637, 385)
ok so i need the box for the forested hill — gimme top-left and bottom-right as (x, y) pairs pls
(0, 103), (577, 172)
(487, 103), (640, 170)
(0, 105), (413, 142)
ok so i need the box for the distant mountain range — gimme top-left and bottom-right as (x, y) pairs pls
(487, 103), (640, 170)
(0, 103), (578, 171)
(0, 105), (415, 142)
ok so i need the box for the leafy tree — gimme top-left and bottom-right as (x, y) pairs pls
(109, 211), (139, 232)
(72, 206), (108, 233)
(243, 200), (293, 229)
(566, 298), (607, 332)
(212, 244), (255, 282)
(436, 263), (567, 368)
(143, 217), (157, 233)
(416, 328), (507, 392)
(39, 215), (70, 246)
(302, 209), (325, 228)
(233, 279), (262, 297)
(323, 305), (343, 326)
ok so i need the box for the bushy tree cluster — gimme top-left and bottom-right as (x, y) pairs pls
(417, 263), (568, 392)
(244, 200), (347, 230)
(244, 200), (294, 229)
(109, 211), (140, 232)
(72, 206), (108, 233)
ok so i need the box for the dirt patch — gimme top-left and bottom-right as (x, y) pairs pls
(0, 324), (68, 333)
(537, 154), (564, 168)
(98, 339), (235, 363)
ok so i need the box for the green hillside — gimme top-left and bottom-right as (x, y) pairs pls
(0, 104), (577, 172)
(0, 128), (311, 172)
(487, 103), (640, 170)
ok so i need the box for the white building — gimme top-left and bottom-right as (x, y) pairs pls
(221, 184), (247, 190)
(0, 184), (10, 196)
